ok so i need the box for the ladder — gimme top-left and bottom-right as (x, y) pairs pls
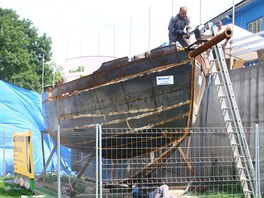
(207, 25), (256, 198)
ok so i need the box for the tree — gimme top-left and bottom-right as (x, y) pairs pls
(47, 62), (64, 87)
(0, 8), (56, 93)
(69, 65), (85, 73)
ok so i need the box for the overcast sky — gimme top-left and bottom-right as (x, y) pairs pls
(1, 0), (242, 66)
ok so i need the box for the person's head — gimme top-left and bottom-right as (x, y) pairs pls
(216, 20), (222, 29)
(179, 6), (188, 18)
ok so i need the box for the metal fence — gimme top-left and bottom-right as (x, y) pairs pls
(38, 126), (264, 197)
(0, 126), (263, 197)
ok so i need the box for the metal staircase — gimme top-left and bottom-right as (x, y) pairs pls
(207, 25), (256, 198)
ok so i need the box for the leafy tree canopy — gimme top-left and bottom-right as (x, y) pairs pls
(69, 65), (85, 73)
(0, 8), (60, 93)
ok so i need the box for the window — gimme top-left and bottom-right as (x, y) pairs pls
(248, 17), (263, 33)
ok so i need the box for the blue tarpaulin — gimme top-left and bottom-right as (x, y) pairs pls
(0, 80), (71, 175)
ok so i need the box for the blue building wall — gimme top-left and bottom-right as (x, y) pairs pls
(222, 0), (263, 32)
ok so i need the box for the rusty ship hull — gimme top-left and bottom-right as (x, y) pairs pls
(42, 26), (233, 159)
(42, 44), (208, 159)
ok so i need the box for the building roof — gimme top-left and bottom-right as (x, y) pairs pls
(208, 0), (255, 24)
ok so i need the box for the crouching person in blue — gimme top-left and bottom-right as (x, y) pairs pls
(168, 6), (191, 47)
(132, 183), (177, 198)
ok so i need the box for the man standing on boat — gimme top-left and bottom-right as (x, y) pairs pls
(168, 6), (191, 47)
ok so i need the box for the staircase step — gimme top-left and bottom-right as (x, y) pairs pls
(216, 83), (224, 87)
(222, 107), (230, 111)
(219, 95), (228, 99)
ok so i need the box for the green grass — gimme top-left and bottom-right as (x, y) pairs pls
(0, 180), (32, 198)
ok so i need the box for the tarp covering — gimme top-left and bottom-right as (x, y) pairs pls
(0, 80), (70, 175)
(0, 80), (46, 132)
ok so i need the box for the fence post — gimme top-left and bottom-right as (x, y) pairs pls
(57, 125), (61, 198)
(99, 124), (102, 198)
(254, 123), (261, 198)
(96, 124), (99, 198)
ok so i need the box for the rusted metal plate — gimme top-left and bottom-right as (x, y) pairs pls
(52, 49), (190, 97)
(42, 46), (208, 158)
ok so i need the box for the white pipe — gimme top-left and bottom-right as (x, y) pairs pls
(231, 30), (264, 43)
(148, 5), (151, 53)
(172, 0), (173, 17)
(231, 39), (264, 50)
(98, 32), (100, 56)
(80, 38), (82, 57)
(232, 45), (264, 56)
(200, 0), (202, 24)
(113, 24), (116, 57)
(129, 16), (132, 57)
(230, 0), (235, 69)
